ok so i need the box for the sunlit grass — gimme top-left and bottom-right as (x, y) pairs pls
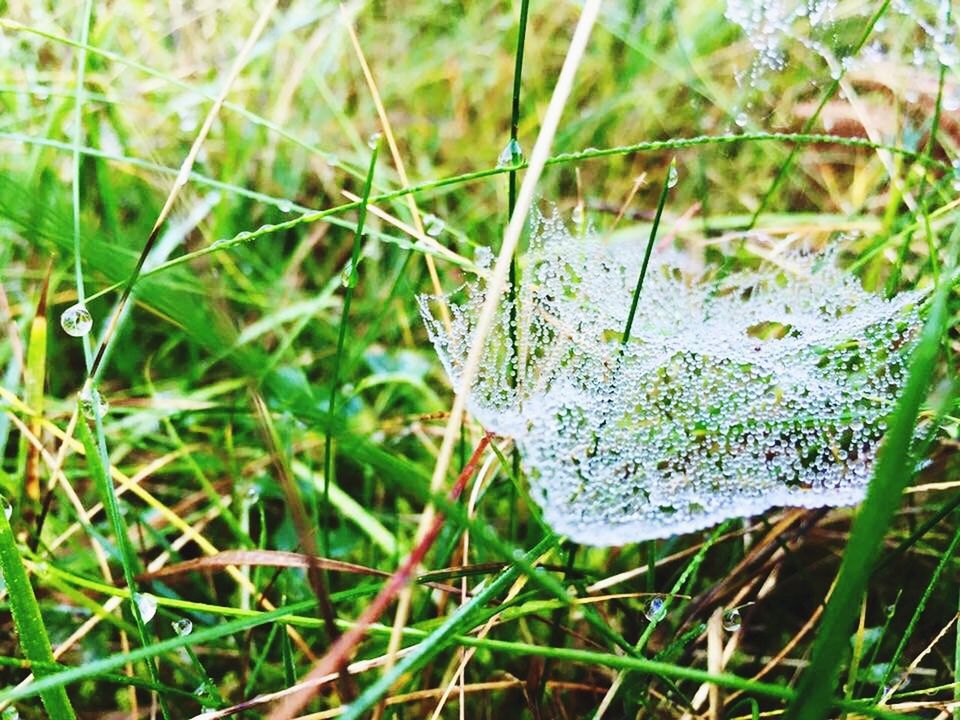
(0, 1), (957, 718)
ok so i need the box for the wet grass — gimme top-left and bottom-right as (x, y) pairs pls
(0, 1), (958, 718)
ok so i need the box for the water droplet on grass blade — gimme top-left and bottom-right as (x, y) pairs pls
(644, 596), (667, 622)
(424, 213), (445, 237)
(666, 161), (679, 188)
(242, 483), (260, 505)
(735, 112), (748, 127)
(133, 592), (158, 623)
(277, 200), (293, 213)
(172, 618), (193, 636)
(496, 138), (524, 168)
(79, 388), (109, 419)
(367, 132), (382, 150)
(174, 161), (191, 188)
(0, 495), (12, 521)
(722, 607), (742, 631)
(474, 246), (494, 270)
(60, 303), (92, 337)
(572, 204), (584, 226)
(341, 259), (358, 288)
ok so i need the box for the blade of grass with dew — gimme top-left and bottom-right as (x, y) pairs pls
(324, 136), (380, 554)
(506, 0), (531, 548)
(0, 597), (317, 707)
(785, 223), (960, 720)
(75, 413), (170, 719)
(2, 132), (949, 295)
(0, 506), (77, 719)
(70, 0), (94, 373)
(596, 519), (730, 719)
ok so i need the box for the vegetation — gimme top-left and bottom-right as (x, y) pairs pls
(0, 1), (957, 718)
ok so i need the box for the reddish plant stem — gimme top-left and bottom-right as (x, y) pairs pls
(266, 432), (494, 720)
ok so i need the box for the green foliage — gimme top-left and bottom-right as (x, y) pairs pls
(0, 1), (957, 718)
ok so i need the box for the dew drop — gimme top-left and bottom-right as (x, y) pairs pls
(60, 303), (93, 337)
(721, 607), (742, 631)
(79, 388), (109, 420)
(277, 200), (293, 213)
(666, 161), (679, 189)
(0, 495), (12, 521)
(735, 112), (749, 128)
(572, 204), (585, 226)
(172, 618), (193, 637)
(1, 706), (21, 720)
(133, 592), (158, 623)
(243, 483), (261, 505)
(474, 246), (494, 270)
(367, 131), (382, 150)
(424, 213), (445, 237)
(496, 138), (524, 168)
(174, 161), (191, 188)
(341, 259), (358, 288)
(644, 595), (667, 622)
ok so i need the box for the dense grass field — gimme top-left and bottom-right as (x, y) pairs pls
(1, 1), (959, 718)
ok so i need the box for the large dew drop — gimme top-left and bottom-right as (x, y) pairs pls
(722, 607), (742, 631)
(133, 592), (158, 623)
(60, 303), (93, 337)
(496, 138), (524, 169)
(79, 388), (109, 420)
(419, 211), (924, 546)
(644, 595), (668, 622)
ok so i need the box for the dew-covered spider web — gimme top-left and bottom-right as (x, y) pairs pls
(419, 212), (924, 545)
(725, 0), (957, 84)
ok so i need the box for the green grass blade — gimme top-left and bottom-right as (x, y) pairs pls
(622, 158), (675, 345)
(0, 598), (316, 707)
(76, 413), (170, 719)
(0, 508), (77, 719)
(324, 137), (380, 552)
